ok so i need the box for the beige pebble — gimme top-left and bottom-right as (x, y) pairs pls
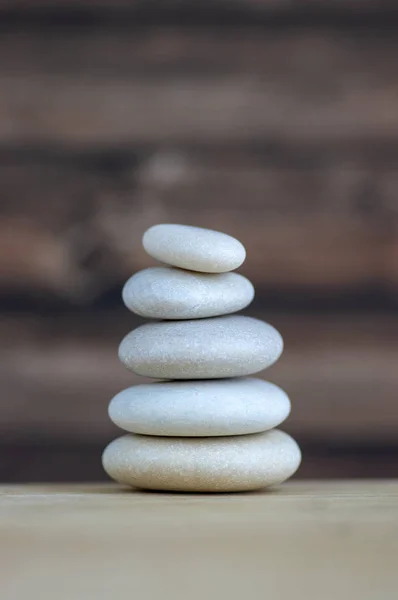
(102, 429), (301, 492)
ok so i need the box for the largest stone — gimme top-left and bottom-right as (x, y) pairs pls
(118, 315), (283, 379)
(102, 430), (301, 492)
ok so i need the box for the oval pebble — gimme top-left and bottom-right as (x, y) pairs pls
(142, 224), (246, 273)
(118, 315), (283, 379)
(122, 266), (254, 320)
(102, 430), (301, 492)
(109, 378), (290, 437)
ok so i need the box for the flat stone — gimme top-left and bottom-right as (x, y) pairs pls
(102, 429), (301, 492)
(109, 378), (291, 436)
(122, 267), (254, 320)
(118, 316), (283, 379)
(142, 224), (246, 273)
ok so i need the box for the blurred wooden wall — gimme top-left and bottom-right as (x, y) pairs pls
(1, 1), (398, 481)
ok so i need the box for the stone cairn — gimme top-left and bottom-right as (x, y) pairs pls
(103, 224), (301, 492)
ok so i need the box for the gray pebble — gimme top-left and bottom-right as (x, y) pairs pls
(109, 378), (291, 436)
(122, 266), (254, 320)
(143, 224), (246, 273)
(118, 315), (283, 379)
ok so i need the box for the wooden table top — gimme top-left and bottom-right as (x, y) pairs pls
(1, 481), (398, 600)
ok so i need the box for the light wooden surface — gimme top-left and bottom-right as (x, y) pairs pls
(1, 481), (397, 599)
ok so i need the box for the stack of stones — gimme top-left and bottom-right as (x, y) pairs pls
(103, 224), (301, 492)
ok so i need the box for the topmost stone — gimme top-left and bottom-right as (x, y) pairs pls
(142, 224), (246, 273)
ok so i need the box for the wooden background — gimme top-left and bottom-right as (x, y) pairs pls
(1, 0), (398, 481)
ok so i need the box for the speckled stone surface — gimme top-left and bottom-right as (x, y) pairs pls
(102, 429), (301, 492)
(118, 315), (283, 379)
(122, 266), (254, 320)
(142, 224), (246, 273)
(108, 378), (291, 436)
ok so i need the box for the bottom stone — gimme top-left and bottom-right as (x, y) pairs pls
(102, 430), (301, 492)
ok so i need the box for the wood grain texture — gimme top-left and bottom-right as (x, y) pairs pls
(1, 0), (398, 14)
(1, 0), (398, 476)
(1, 482), (398, 600)
(2, 313), (398, 444)
(1, 29), (398, 145)
(1, 155), (398, 300)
